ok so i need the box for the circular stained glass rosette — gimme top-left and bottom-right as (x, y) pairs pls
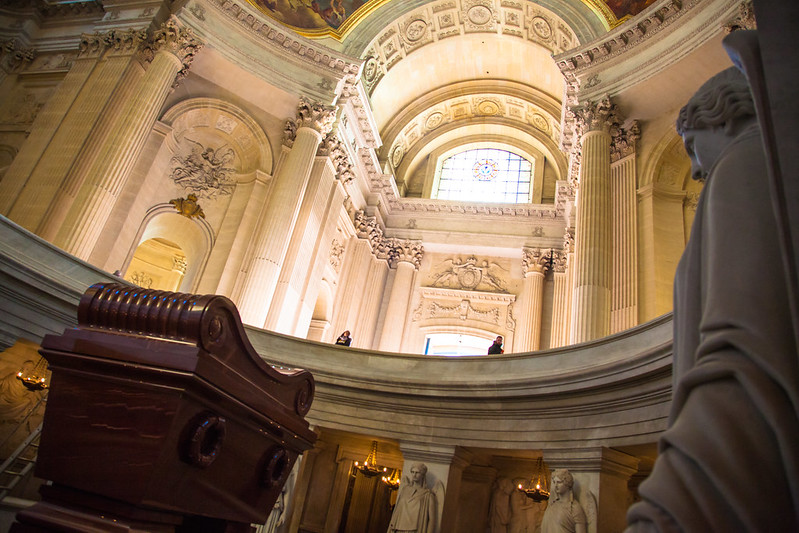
(473, 159), (498, 181)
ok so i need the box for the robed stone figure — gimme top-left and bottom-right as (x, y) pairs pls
(388, 462), (437, 533)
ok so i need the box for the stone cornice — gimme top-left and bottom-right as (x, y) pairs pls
(186, 0), (362, 102)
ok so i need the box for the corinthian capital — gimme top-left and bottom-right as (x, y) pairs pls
(296, 97), (337, 135)
(521, 248), (551, 275)
(139, 17), (203, 75)
(318, 133), (355, 184)
(572, 95), (620, 138)
(611, 120), (640, 162)
(384, 238), (424, 269)
(1, 40), (36, 72)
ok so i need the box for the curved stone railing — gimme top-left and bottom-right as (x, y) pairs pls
(1, 214), (672, 452)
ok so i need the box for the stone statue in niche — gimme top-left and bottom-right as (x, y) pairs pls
(427, 255), (508, 292)
(541, 469), (586, 533)
(489, 477), (514, 533)
(387, 462), (438, 533)
(169, 138), (237, 199)
(626, 29), (799, 532)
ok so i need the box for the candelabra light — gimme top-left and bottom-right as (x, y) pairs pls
(16, 356), (49, 391)
(517, 457), (550, 502)
(381, 468), (401, 490)
(353, 441), (387, 478)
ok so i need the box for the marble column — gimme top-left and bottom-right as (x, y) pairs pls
(51, 18), (202, 260)
(569, 97), (619, 344)
(542, 447), (639, 533)
(236, 98), (336, 328)
(377, 239), (423, 352)
(516, 248), (549, 352)
(7, 30), (147, 235)
(610, 122), (640, 334)
(265, 133), (351, 335)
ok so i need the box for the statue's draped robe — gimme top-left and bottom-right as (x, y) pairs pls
(626, 124), (799, 531)
(388, 483), (436, 533)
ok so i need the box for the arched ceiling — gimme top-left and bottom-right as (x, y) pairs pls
(242, 0), (656, 197)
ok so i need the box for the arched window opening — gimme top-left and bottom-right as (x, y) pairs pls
(432, 147), (533, 204)
(124, 238), (187, 292)
(424, 333), (494, 356)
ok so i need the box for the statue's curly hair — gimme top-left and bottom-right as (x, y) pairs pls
(676, 67), (756, 136)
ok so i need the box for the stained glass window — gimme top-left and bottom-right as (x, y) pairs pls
(434, 148), (533, 203)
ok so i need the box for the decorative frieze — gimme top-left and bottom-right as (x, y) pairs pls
(413, 287), (517, 331)
(170, 141), (237, 199)
(427, 255), (509, 293)
(329, 238), (345, 272)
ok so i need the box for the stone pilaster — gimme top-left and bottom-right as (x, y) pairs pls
(52, 18), (202, 260)
(9, 30), (148, 236)
(549, 246), (570, 348)
(377, 238), (423, 352)
(569, 96), (620, 344)
(516, 247), (551, 352)
(610, 122), (640, 334)
(236, 98), (336, 328)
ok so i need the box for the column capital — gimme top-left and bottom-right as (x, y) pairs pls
(283, 98), (337, 146)
(78, 29), (148, 60)
(568, 95), (621, 148)
(353, 209), (384, 252)
(521, 247), (551, 275)
(139, 17), (203, 83)
(562, 228), (575, 255)
(1, 39), (36, 73)
(318, 132), (354, 184)
(382, 238), (424, 269)
(610, 120), (640, 162)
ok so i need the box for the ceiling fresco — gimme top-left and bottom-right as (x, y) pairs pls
(248, 0), (658, 38)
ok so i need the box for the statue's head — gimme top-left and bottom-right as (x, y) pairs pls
(551, 469), (574, 496)
(676, 67), (756, 181)
(409, 462), (428, 486)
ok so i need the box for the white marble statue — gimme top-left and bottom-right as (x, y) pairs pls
(626, 29), (799, 532)
(540, 469), (586, 533)
(387, 462), (437, 533)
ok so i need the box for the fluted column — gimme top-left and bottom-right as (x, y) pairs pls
(516, 248), (549, 352)
(265, 132), (353, 335)
(549, 248), (570, 348)
(569, 97), (619, 344)
(377, 239), (423, 352)
(237, 98), (336, 328)
(11, 30), (147, 235)
(52, 18), (202, 260)
(610, 122), (640, 334)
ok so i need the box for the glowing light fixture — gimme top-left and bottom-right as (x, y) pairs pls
(517, 457), (550, 502)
